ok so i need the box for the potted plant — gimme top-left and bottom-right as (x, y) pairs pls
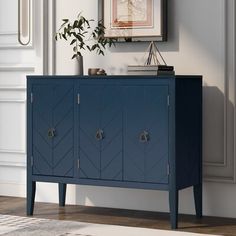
(55, 13), (116, 75)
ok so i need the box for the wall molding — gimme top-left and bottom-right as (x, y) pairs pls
(0, 161), (26, 168)
(0, 31), (17, 36)
(0, 182), (26, 198)
(0, 0), (34, 49)
(0, 34), (33, 49)
(203, 0), (227, 168)
(0, 86), (26, 91)
(0, 0), (47, 197)
(0, 100), (26, 154)
(46, 0), (56, 75)
(203, 0), (236, 183)
(0, 149), (26, 155)
(0, 99), (26, 103)
(0, 65), (35, 72)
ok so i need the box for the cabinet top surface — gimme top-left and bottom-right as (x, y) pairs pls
(27, 75), (202, 80)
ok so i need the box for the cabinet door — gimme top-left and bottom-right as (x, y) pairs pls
(79, 85), (122, 180)
(32, 83), (74, 177)
(123, 86), (169, 184)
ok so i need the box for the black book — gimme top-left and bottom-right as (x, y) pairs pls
(157, 65), (174, 71)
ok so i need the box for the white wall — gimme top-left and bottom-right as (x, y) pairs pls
(0, 0), (47, 198)
(1, 0), (236, 219)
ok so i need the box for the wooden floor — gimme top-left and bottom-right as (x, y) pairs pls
(0, 196), (236, 235)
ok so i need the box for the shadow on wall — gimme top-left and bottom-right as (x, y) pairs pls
(170, 0), (225, 61)
(203, 85), (224, 166)
(203, 85), (235, 180)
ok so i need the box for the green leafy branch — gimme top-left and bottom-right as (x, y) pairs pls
(55, 13), (116, 59)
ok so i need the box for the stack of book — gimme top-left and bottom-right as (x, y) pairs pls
(127, 65), (175, 76)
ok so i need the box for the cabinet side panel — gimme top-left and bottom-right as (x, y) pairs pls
(176, 77), (202, 190)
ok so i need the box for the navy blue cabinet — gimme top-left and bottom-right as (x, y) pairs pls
(27, 76), (202, 229)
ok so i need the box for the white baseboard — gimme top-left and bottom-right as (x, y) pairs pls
(0, 182), (26, 198)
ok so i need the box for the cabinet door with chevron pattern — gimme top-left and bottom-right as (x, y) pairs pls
(79, 85), (122, 180)
(32, 83), (74, 177)
(123, 86), (169, 184)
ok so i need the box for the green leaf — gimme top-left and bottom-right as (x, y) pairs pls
(72, 54), (77, 59)
(91, 44), (97, 51)
(73, 20), (79, 28)
(62, 34), (67, 40)
(75, 35), (83, 42)
(79, 42), (85, 49)
(78, 19), (83, 28)
(55, 12), (116, 58)
(77, 12), (82, 19)
(70, 39), (77, 45)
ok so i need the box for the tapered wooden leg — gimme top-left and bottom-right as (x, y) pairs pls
(59, 183), (67, 207)
(27, 181), (36, 215)
(169, 189), (178, 229)
(193, 184), (202, 218)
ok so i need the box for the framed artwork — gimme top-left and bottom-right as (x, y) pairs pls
(99, 0), (167, 42)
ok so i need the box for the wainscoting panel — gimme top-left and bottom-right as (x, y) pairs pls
(0, 0), (33, 48)
(0, 166), (26, 197)
(203, 0), (236, 182)
(0, 0), (17, 35)
(0, 67), (34, 87)
(0, 101), (26, 154)
(0, 152), (26, 167)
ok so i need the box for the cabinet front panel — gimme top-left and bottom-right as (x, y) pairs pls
(123, 86), (169, 184)
(32, 84), (74, 177)
(79, 85), (122, 180)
